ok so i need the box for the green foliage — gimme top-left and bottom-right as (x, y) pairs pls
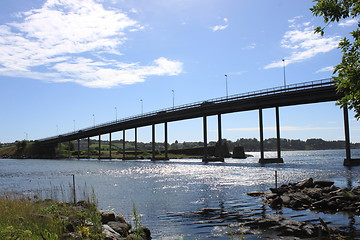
(311, 0), (360, 119)
(0, 196), (103, 240)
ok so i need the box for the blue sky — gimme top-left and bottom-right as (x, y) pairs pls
(1, 0), (359, 144)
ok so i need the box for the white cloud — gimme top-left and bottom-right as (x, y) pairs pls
(316, 66), (334, 73)
(264, 18), (340, 69)
(0, 0), (183, 88)
(242, 43), (256, 50)
(211, 18), (228, 32)
(338, 18), (358, 27)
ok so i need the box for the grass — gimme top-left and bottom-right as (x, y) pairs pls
(0, 181), (103, 240)
(0, 196), (103, 239)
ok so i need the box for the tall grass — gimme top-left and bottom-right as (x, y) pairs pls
(0, 182), (102, 239)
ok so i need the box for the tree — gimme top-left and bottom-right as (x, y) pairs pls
(311, 0), (360, 118)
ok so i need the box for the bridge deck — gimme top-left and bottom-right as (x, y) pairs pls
(38, 78), (341, 145)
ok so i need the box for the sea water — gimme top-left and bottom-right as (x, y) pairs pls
(1, 149), (360, 239)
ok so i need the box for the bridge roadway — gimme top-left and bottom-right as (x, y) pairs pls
(37, 78), (357, 165)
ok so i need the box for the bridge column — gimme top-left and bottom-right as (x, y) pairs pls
(87, 137), (90, 158)
(218, 114), (222, 142)
(152, 124), (156, 160)
(276, 107), (282, 160)
(164, 122), (168, 159)
(259, 108), (264, 161)
(98, 135), (101, 159)
(203, 116), (208, 161)
(258, 108), (284, 164)
(343, 105), (360, 165)
(109, 133), (112, 159)
(123, 130), (126, 160)
(135, 128), (138, 159)
(77, 139), (80, 159)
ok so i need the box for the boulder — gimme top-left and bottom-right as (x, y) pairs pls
(247, 191), (265, 197)
(102, 224), (122, 240)
(314, 180), (334, 188)
(107, 221), (131, 237)
(101, 212), (116, 224)
(232, 146), (246, 159)
(296, 178), (314, 188)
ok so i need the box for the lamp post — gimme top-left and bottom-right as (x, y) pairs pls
(93, 114), (95, 127)
(115, 107), (117, 121)
(172, 90), (174, 108)
(140, 99), (143, 115)
(73, 120), (76, 132)
(225, 74), (228, 98)
(282, 59), (286, 87)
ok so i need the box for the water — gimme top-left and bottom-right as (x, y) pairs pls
(1, 149), (360, 239)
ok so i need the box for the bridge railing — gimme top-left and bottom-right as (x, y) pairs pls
(38, 78), (334, 142)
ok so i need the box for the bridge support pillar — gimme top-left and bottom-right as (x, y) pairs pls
(152, 124), (156, 160)
(343, 105), (360, 166)
(77, 139), (80, 159)
(259, 107), (284, 164)
(135, 128), (138, 159)
(109, 133), (112, 159)
(218, 114), (222, 142)
(164, 122), (169, 160)
(203, 116), (208, 161)
(87, 137), (90, 159)
(98, 135), (101, 159)
(123, 130), (126, 160)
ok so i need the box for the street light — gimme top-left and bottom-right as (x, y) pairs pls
(172, 90), (175, 108)
(115, 107), (117, 121)
(225, 74), (228, 98)
(140, 99), (143, 115)
(73, 120), (76, 132)
(93, 114), (95, 127)
(282, 59), (286, 87)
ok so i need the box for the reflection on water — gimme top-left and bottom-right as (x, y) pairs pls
(0, 149), (360, 239)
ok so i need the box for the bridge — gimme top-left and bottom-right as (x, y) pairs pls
(37, 78), (358, 165)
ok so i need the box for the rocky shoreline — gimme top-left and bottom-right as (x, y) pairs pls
(245, 178), (360, 239)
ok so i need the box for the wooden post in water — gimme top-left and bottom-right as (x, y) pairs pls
(275, 171), (278, 188)
(72, 174), (76, 204)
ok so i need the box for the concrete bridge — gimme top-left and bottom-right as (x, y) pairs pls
(37, 78), (359, 165)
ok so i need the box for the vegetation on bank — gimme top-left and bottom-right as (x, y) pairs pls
(0, 196), (103, 240)
(0, 137), (359, 159)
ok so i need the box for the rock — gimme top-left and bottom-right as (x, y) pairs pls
(269, 196), (283, 209)
(101, 212), (116, 224)
(61, 232), (82, 239)
(102, 224), (122, 240)
(127, 227), (151, 240)
(314, 180), (334, 188)
(270, 187), (287, 195)
(107, 221), (131, 237)
(296, 178), (314, 188)
(232, 146), (246, 159)
(265, 193), (278, 200)
(247, 191), (265, 196)
(302, 188), (323, 200)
